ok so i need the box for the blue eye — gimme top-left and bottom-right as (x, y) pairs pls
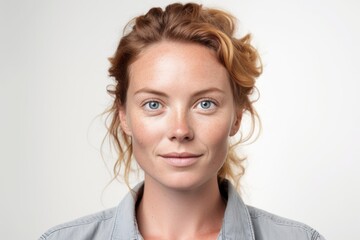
(145, 101), (161, 110)
(198, 100), (214, 109)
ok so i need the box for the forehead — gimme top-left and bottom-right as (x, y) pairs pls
(128, 41), (230, 91)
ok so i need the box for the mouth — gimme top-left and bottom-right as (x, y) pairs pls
(159, 152), (203, 167)
(161, 152), (202, 158)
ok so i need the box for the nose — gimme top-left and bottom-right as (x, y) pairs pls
(167, 109), (194, 142)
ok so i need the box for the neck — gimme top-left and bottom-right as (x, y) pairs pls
(136, 176), (225, 240)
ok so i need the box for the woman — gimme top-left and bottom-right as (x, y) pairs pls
(40, 3), (325, 240)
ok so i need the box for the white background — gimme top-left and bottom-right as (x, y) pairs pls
(1, 0), (359, 239)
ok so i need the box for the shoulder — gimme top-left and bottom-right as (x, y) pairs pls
(39, 207), (117, 240)
(247, 206), (325, 240)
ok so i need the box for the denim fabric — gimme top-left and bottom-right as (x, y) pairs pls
(39, 181), (325, 240)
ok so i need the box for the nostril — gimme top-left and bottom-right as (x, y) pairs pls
(167, 111), (194, 141)
(168, 125), (194, 142)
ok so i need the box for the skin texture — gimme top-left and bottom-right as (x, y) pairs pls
(119, 41), (241, 239)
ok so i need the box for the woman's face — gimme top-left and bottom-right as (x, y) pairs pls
(120, 41), (241, 191)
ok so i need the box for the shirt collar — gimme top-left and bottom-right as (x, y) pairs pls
(218, 180), (255, 240)
(111, 181), (255, 240)
(111, 183), (143, 240)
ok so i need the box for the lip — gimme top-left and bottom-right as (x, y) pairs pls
(159, 152), (203, 167)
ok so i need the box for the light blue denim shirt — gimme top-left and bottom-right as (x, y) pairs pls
(39, 181), (325, 240)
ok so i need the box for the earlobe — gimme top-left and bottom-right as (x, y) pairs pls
(119, 106), (132, 136)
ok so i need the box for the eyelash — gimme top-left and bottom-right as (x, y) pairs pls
(195, 98), (218, 110)
(142, 100), (163, 111)
(141, 97), (218, 111)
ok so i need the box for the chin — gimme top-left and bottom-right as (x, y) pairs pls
(155, 172), (216, 192)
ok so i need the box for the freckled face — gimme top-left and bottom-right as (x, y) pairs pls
(119, 41), (240, 191)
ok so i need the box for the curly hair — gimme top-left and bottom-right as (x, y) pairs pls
(105, 2), (262, 189)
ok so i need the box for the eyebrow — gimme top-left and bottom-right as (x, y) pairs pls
(134, 88), (169, 98)
(133, 87), (225, 97)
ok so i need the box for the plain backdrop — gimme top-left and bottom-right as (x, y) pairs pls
(1, 0), (359, 239)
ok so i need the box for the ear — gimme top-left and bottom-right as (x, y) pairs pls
(119, 106), (132, 136)
(230, 110), (242, 136)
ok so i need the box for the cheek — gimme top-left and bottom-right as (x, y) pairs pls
(199, 116), (232, 151)
(128, 113), (163, 149)
(128, 117), (159, 168)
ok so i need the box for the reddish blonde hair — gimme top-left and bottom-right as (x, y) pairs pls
(106, 3), (262, 189)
